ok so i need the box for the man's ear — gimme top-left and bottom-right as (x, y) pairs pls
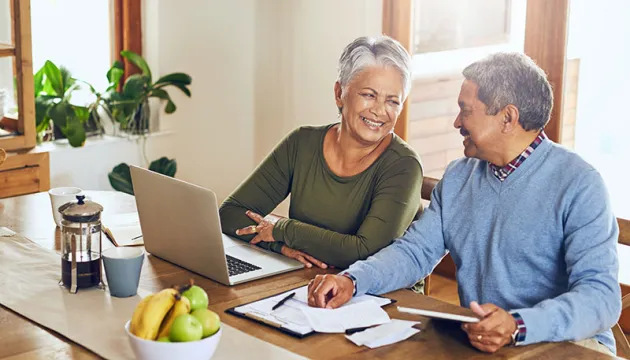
(334, 82), (343, 112)
(501, 104), (520, 133)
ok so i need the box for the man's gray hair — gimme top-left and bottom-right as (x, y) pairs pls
(337, 35), (412, 101)
(462, 52), (553, 131)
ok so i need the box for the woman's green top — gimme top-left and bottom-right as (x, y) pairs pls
(219, 124), (423, 268)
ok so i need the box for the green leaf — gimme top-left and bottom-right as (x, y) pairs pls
(121, 50), (152, 82)
(123, 74), (149, 98)
(43, 60), (64, 96)
(34, 67), (45, 96)
(73, 106), (91, 122)
(63, 120), (86, 147)
(149, 88), (170, 100)
(108, 163), (135, 195)
(164, 100), (176, 114)
(35, 96), (52, 128)
(148, 157), (177, 177)
(60, 66), (76, 93)
(48, 101), (72, 129)
(157, 82), (191, 97)
(154, 72), (192, 86)
(106, 61), (124, 91)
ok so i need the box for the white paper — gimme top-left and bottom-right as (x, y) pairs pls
(233, 285), (393, 335)
(102, 213), (143, 247)
(293, 285), (392, 308)
(0, 227), (16, 237)
(301, 300), (390, 333)
(345, 319), (420, 347)
(364, 328), (420, 349)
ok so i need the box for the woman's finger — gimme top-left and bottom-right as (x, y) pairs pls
(235, 224), (258, 236)
(303, 253), (327, 269)
(245, 210), (264, 223)
(296, 255), (313, 268)
(249, 235), (263, 245)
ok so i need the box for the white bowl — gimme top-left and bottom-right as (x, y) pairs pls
(125, 320), (222, 360)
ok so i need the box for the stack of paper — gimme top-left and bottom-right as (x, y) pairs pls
(345, 319), (421, 349)
(300, 300), (391, 333)
(102, 213), (143, 247)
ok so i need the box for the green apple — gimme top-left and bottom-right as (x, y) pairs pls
(182, 285), (209, 311)
(157, 336), (170, 342)
(191, 308), (221, 338)
(168, 314), (203, 342)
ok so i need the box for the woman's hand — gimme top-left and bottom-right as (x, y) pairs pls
(235, 210), (283, 244)
(281, 245), (328, 269)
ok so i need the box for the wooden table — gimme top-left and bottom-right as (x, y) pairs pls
(0, 191), (616, 359)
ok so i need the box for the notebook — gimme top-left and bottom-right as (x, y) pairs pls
(226, 284), (396, 338)
(102, 213), (143, 247)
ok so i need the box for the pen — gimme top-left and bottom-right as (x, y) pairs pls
(345, 326), (372, 335)
(272, 292), (295, 311)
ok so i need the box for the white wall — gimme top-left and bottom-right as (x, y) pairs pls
(145, 0), (382, 202)
(145, 0), (257, 202)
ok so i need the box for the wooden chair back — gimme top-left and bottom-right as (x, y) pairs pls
(614, 217), (630, 357)
(0, 148), (6, 166)
(418, 177), (439, 295)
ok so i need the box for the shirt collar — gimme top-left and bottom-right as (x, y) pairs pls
(490, 131), (547, 182)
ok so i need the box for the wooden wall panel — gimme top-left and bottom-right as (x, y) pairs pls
(382, 0), (413, 141)
(524, 0), (569, 143)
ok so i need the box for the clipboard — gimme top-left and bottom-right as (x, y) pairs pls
(225, 284), (396, 339)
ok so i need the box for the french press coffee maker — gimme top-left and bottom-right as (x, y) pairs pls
(58, 195), (104, 293)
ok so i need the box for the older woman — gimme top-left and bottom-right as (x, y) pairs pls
(219, 35), (423, 269)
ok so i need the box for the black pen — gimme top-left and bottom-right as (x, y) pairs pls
(345, 326), (372, 335)
(272, 292), (296, 311)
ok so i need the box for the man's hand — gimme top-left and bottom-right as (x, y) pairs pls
(307, 274), (354, 309)
(462, 301), (517, 353)
(280, 245), (328, 269)
(235, 210), (283, 244)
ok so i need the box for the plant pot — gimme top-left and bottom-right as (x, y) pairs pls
(123, 100), (150, 135)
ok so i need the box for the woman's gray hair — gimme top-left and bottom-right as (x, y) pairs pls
(337, 35), (412, 101)
(462, 52), (553, 131)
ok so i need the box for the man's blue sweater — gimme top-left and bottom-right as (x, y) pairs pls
(347, 138), (621, 352)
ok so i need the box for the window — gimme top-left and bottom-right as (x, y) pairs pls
(30, 0), (111, 102)
(411, 0), (527, 78)
(413, 0), (512, 54)
(564, 0), (630, 218)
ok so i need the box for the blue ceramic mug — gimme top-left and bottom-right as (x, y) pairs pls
(102, 247), (145, 298)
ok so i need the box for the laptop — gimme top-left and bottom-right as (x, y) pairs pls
(129, 165), (304, 286)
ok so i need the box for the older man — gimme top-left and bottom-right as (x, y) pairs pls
(307, 52), (621, 355)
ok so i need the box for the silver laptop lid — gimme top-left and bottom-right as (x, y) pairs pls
(129, 165), (231, 285)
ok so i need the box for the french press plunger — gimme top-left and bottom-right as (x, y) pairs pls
(58, 195), (104, 293)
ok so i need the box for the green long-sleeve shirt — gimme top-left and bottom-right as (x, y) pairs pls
(219, 124), (423, 268)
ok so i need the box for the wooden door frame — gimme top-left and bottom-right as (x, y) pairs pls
(382, 0), (413, 141)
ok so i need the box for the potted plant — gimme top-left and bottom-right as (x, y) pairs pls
(101, 50), (192, 135)
(103, 50), (191, 193)
(34, 61), (102, 147)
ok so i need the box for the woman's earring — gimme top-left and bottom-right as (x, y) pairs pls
(337, 106), (342, 118)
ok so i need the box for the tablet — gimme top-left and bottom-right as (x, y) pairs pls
(397, 306), (480, 323)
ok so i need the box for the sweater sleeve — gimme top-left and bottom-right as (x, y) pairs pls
(273, 156), (423, 268)
(512, 170), (621, 345)
(218, 128), (300, 253)
(346, 178), (448, 295)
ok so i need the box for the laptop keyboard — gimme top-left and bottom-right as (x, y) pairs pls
(226, 254), (261, 277)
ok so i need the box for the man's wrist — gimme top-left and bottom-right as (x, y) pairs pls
(340, 272), (357, 296)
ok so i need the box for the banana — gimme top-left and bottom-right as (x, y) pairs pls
(131, 288), (179, 340)
(129, 294), (154, 334)
(156, 294), (191, 339)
